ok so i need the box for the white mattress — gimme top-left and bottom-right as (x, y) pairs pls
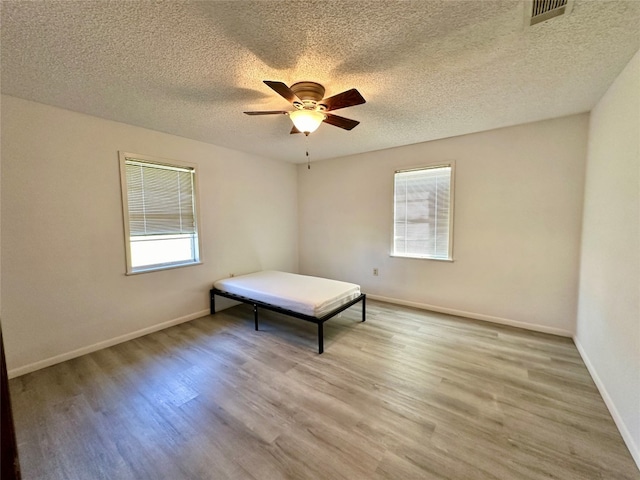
(213, 271), (361, 317)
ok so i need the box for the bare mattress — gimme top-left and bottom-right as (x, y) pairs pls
(213, 270), (361, 318)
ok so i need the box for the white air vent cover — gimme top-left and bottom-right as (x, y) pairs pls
(526, 0), (574, 26)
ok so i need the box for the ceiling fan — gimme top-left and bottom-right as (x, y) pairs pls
(244, 81), (366, 135)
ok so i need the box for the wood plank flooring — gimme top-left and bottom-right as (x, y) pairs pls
(9, 300), (639, 479)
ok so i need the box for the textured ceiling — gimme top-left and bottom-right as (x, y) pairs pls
(2, 1), (639, 163)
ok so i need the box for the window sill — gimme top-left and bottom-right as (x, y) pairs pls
(126, 261), (203, 275)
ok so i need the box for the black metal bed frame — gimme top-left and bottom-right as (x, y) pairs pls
(210, 288), (366, 354)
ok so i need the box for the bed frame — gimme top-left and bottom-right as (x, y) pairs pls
(210, 288), (366, 354)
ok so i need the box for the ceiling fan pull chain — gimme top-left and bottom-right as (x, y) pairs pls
(306, 135), (311, 169)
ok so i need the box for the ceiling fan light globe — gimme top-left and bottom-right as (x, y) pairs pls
(289, 110), (325, 134)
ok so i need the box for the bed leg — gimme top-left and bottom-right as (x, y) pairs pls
(362, 295), (366, 322)
(254, 304), (259, 331)
(318, 323), (324, 354)
(210, 290), (216, 315)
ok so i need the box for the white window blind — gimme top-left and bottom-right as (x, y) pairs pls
(125, 160), (196, 236)
(120, 153), (201, 274)
(393, 165), (453, 260)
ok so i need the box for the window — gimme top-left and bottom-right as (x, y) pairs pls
(119, 152), (201, 274)
(392, 164), (454, 260)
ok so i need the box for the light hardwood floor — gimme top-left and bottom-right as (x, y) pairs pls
(9, 300), (639, 480)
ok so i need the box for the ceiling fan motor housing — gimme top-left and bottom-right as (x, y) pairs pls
(291, 81), (327, 110)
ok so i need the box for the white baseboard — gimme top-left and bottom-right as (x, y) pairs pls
(573, 337), (640, 470)
(366, 294), (574, 337)
(8, 309), (210, 379)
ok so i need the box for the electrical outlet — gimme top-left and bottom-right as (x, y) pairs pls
(373, 268), (379, 276)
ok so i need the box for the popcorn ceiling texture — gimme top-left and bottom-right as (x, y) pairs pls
(1, 0), (639, 163)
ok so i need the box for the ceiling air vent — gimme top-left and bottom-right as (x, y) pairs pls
(528, 0), (574, 26)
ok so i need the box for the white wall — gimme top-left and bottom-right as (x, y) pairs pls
(298, 114), (589, 335)
(1, 95), (298, 374)
(576, 51), (640, 466)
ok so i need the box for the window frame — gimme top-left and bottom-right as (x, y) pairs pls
(390, 162), (455, 262)
(119, 151), (203, 275)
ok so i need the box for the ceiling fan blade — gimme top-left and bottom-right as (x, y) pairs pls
(244, 111), (289, 115)
(290, 126), (302, 134)
(263, 81), (299, 103)
(322, 88), (366, 111)
(323, 113), (360, 130)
